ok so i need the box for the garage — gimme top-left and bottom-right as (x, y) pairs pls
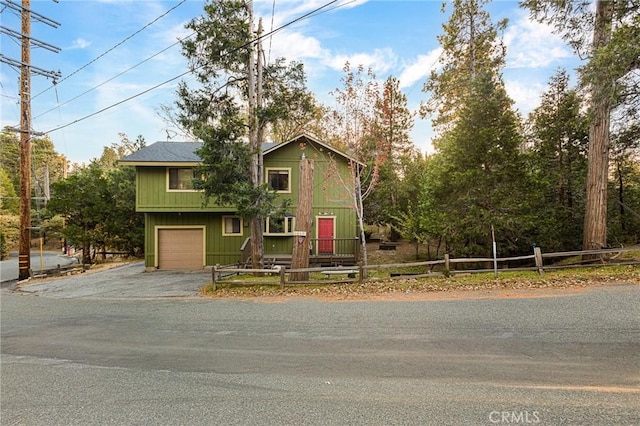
(157, 228), (204, 270)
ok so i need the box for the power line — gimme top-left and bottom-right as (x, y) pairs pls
(42, 0), (341, 135)
(32, 0), (187, 100)
(33, 32), (194, 121)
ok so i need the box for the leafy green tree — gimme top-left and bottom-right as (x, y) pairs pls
(419, 0), (531, 257)
(0, 128), (20, 193)
(429, 72), (532, 256)
(0, 168), (18, 214)
(0, 128), (66, 201)
(609, 123), (640, 243)
(47, 165), (109, 264)
(102, 166), (144, 256)
(46, 135), (145, 262)
(521, 0), (640, 249)
(0, 214), (19, 260)
(525, 69), (589, 250)
(177, 0), (314, 268)
(94, 133), (146, 170)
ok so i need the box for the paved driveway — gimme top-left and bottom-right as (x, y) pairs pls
(15, 262), (209, 299)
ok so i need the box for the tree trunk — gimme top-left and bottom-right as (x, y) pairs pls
(583, 0), (613, 250)
(290, 158), (314, 281)
(354, 171), (368, 278)
(247, 5), (264, 269)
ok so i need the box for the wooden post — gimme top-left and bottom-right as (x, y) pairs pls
(534, 247), (544, 275)
(212, 264), (218, 291)
(290, 157), (314, 281)
(279, 266), (285, 290)
(358, 264), (364, 284)
(444, 253), (450, 272)
(18, 0), (32, 281)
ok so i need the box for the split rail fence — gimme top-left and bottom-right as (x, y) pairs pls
(212, 246), (639, 290)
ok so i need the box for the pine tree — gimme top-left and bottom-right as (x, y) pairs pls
(176, 1), (314, 268)
(526, 69), (589, 250)
(421, 0), (507, 133)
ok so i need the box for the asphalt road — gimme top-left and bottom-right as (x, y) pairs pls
(0, 251), (77, 283)
(1, 270), (638, 425)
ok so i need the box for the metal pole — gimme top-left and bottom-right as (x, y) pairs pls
(491, 225), (498, 278)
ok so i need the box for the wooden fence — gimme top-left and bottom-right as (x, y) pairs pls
(212, 246), (639, 289)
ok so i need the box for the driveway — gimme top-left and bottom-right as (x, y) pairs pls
(14, 262), (209, 299)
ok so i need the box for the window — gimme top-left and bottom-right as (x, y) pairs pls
(264, 216), (295, 235)
(222, 216), (243, 236)
(266, 168), (291, 192)
(168, 168), (197, 191)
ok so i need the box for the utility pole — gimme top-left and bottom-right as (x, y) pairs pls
(17, 0), (32, 281)
(1, 0), (60, 280)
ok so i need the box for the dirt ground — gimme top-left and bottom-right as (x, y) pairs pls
(208, 240), (639, 301)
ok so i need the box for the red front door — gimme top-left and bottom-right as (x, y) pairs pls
(317, 217), (334, 254)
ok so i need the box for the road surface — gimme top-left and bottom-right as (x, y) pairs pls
(1, 271), (638, 425)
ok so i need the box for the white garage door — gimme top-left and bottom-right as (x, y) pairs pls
(157, 228), (204, 270)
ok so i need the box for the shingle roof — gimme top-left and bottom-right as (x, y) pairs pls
(119, 142), (203, 164)
(119, 134), (361, 166)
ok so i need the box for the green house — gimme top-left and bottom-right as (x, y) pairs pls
(120, 134), (360, 270)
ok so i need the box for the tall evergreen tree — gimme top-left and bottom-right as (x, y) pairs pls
(421, 0), (507, 132)
(431, 72), (531, 256)
(526, 69), (589, 250)
(521, 0), (640, 249)
(419, 0), (530, 256)
(364, 76), (416, 236)
(177, 1), (314, 268)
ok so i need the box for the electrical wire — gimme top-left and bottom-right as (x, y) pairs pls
(31, 0), (187, 101)
(42, 0), (341, 135)
(33, 32), (194, 121)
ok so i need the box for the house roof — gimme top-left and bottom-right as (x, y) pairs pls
(119, 134), (363, 166)
(119, 141), (203, 166)
(264, 133), (363, 166)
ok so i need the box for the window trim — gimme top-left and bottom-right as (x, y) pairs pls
(265, 167), (292, 193)
(264, 216), (295, 236)
(166, 167), (199, 192)
(222, 215), (243, 237)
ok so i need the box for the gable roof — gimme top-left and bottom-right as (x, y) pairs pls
(119, 134), (363, 166)
(264, 133), (363, 166)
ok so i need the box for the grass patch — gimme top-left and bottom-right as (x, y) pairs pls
(202, 264), (639, 298)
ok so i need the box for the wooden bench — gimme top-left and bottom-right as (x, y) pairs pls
(379, 242), (398, 250)
(321, 269), (358, 279)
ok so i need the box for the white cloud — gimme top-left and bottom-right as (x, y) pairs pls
(324, 47), (397, 76)
(70, 38), (91, 50)
(505, 79), (545, 115)
(398, 48), (443, 89)
(504, 11), (573, 69)
(269, 30), (327, 61)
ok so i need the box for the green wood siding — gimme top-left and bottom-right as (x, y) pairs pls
(136, 167), (230, 212)
(144, 213), (247, 267)
(138, 137), (358, 267)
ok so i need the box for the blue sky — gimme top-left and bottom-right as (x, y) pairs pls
(1, 0), (580, 164)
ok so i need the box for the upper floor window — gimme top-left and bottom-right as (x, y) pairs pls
(168, 168), (196, 191)
(222, 216), (243, 236)
(266, 168), (291, 193)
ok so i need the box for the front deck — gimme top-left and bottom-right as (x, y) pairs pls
(242, 238), (360, 268)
